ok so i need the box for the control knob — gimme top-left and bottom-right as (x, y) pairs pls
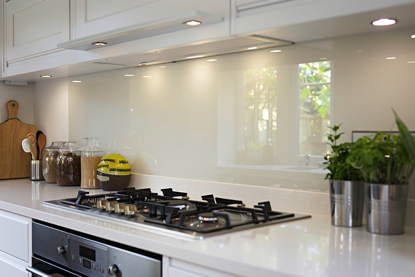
(108, 264), (119, 275)
(57, 245), (66, 255)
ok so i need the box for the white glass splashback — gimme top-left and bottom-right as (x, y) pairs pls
(68, 27), (415, 196)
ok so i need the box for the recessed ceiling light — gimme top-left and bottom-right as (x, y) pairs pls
(247, 47), (257, 50)
(270, 50), (282, 52)
(186, 55), (204, 59)
(40, 75), (52, 78)
(320, 58), (327, 60)
(184, 20), (201, 26)
(357, 50), (364, 52)
(411, 34), (415, 38)
(91, 42), (107, 46)
(72, 80), (82, 83)
(371, 18), (397, 26)
(124, 74), (134, 77)
(206, 59), (217, 62)
(143, 76), (152, 78)
(386, 57), (396, 60)
(408, 61), (415, 64)
(160, 66), (166, 68)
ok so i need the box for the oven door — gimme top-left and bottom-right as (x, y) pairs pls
(27, 257), (87, 277)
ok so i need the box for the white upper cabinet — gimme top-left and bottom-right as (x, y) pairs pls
(5, 0), (70, 62)
(72, 0), (228, 39)
(232, 0), (415, 42)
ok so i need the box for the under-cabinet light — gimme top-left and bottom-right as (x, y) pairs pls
(124, 74), (134, 77)
(386, 57), (396, 60)
(411, 34), (415, 38)
(184, 20), (201, 26)
(92, 42), (107, 46)
(206, 59), (217, 62)
(247, 47), (257, 50)
(270, 50), (281, 52)
(408, 61), (415, 64)
(72, 80), (82, 83)
(371, 18), (397, 26)
(160, 66), (166, 68)
(40, 75), (52, 78)
(143, 76), (152, 78)
(186, 55), (204, 59)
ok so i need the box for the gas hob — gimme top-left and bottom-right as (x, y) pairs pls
(44, 188), (311, 239)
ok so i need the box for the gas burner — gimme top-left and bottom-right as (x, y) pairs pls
(165, 200), (190, 210)
(198, 212), (218, 222)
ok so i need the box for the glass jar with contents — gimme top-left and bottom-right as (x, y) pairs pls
(80, 137), (104, 189)
(42, 141), (65, 183)
(56, 142), (81, 186)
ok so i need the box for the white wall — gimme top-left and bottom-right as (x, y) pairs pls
(0, 82), (35, 124)
(34, 78), (69, 143)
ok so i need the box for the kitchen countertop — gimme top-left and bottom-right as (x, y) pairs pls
(1, 179), (415, 277)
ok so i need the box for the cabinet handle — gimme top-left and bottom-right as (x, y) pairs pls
(26, 266), (54, 277)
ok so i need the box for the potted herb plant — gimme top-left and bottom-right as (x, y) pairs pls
(324, 125), (363, 227)
(347, 111), (415, 235)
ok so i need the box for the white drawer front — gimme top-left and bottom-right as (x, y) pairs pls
(0, 210), (30, 262)
(0, 258), (28, 277)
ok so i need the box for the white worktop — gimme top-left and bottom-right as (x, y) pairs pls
(0, 178), (414, 277)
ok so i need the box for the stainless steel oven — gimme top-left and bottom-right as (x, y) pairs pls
(28, 221), (161, 277)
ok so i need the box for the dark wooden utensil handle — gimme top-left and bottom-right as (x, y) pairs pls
(6, 100), (19, 119)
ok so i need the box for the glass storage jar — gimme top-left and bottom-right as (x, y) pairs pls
(56, 142), (81, 186)
(42, 141), (64, 183)
(80, 137), (104, 189)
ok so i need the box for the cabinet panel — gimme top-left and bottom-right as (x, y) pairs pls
(169, 267), (203, 277)
(74, 0), (229, 39)
(0, 210), (30, 262)
(6, 0), (70, 61)
(169, 259), (237, 277)
(85, 0), (158, 22)
(0, 258), (28, 277)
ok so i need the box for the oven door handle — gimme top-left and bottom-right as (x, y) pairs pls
(26, 266), (54, 277)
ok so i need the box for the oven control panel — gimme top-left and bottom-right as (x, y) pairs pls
(32, 222), (161, 277)
(69, 236), (109, 277)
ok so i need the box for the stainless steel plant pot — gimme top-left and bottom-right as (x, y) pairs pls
(365, 182), (408, 235)
(330, 180), (364, 227)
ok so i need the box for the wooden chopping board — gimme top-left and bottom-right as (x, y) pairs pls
(0, 100), (38, 179)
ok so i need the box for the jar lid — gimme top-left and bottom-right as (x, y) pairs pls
(80, 137), (104, 152)
(45, 141), (76, 151)
(59, 142), (79, 152)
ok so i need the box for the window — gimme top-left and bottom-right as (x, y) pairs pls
(298, 61), (331, 156)
(244, 67), (277, 155)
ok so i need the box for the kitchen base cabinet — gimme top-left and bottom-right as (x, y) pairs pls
(0, 209), (30, 262)
(0, 210), (31, 277)
(167, 258), (238, 277)
(0, 251), (29, 277)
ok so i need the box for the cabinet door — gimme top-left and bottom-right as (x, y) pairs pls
(0, 210), (30, 262)
(0, 258), (28, 277)
(169, 259), (237, 277)
(236, 0), (290, 12)
(5, 0), (70, 62)
(73, 0), (228, 39)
